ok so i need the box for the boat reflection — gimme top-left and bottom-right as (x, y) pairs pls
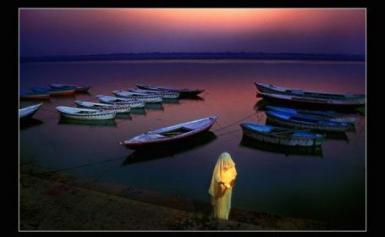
(145, 103), (164, 110)
(162, 98), (180, 104)
(180, 95), (205, 101)
(265, 118), (349, 141)
(122, 131), (217, 166)
(130, 108), (146, 115)
(58, 117), (117, 127)
(239, 136), (323, 157)
(356, 106), (365, 116)
(115, 113), (132, 120)
(253, 99), (267, 111)
(20, 118), (43, 130)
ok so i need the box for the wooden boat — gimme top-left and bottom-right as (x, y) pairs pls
(123, 132), (216, 165)
(19, 103), (43, 119)
(49, 83), (91, 93)
(266, 106), (356, 127)
(32, 86), (76, 96)
(255, 82), (365, 105)
(74, 100), (130, 113)
(121, 116), (217, 149)
(20, 91), (50, 100)
(112, 90), (163, 103)
(258, 91), (365, 108)
(96, 95), (145, 109)
(128, 88), (180, 99)
(56, 106), (116, 120)
(240, 123), (323, 147)
(265, 110), (351, 132)
(136, 84), (204, 97)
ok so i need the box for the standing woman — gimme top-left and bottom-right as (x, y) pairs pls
(208, 152), (237, 220)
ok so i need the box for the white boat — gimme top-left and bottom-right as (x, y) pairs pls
(74, 100), (130, 113)
(56, 106), (116, 120)
(127, 88), (180, 99)
(121, 116), (217, 149)
(96, 95), (145, 109)
(19, 103), (43, 119)
(112, 90), (163, 103)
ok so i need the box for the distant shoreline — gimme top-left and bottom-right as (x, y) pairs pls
(20, 52), (365, 63)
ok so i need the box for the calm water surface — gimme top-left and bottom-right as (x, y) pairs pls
(20, 60), (365, 229)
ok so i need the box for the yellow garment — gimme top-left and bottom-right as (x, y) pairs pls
(208, 152), (237, 220)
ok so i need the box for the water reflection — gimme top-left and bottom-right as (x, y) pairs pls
(58, 117), (117, 127)
(145, 103), (164, 110)
(122, 131), (217, 166)
(130, 108), (146, 115)
(323, 131), (349, 141)
(115, 113), (132, 120)
(20, 118), (43, 130)
(355, 106), (365, 116)
(162, 98), (180, 104)
(239, 136), (323, 157)
(180, 95), (205, 101)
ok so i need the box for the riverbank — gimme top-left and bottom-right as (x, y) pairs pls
(20, 165), (326, 230)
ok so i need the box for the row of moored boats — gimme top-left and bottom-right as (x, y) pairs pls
(238, 83), (364, 151)
(55, 84), (204, 120)
(20, 82), (364, 152)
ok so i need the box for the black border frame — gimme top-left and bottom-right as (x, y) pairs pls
(11, 0), (384, 235)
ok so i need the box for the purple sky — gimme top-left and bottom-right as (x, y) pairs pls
(20, 9), (366, 57)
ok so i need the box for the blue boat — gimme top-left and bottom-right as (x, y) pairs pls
(265, 105), (356, 128)
(265, 110), (351, 132)
(240, 123), (323, 147)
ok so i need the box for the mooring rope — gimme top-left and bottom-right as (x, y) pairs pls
(212, 110), (257, 132)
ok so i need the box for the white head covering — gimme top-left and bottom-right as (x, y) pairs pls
(208, 152), (237, 197)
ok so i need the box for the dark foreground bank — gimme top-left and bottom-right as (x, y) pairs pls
(20, 165), (327, 230)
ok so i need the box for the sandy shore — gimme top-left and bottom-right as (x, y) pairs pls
(20, 165), (326, 230)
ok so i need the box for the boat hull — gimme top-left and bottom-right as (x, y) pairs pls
(129, 89), (180, 99)
(97, 96), (145, 108)
(240, 123), (323, 147)
(255, 82), (365, 102)
(240, 136), (323, 156)
(266, 111), (350, 132)
(19, 104), (42, 120)
(259, 92), (365, 109)
(75, 101), (131, 113)
(266, 105), (356, 130)
(49, 89), (76, 96)
(59, 112), (116, 120)
(50, 84), (91, 93)
(136, 85), (204, 97)
(20, 94), (50, 100)
(241, 127), (322, 147)
(114, 93), (163, 103)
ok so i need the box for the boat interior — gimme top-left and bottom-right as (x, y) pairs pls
(159, 127), (193, 137)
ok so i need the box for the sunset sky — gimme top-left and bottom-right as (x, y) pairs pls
(20, 8), (365, 57)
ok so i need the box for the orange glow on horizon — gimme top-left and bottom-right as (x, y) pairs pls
(104, 8), (364, 34)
